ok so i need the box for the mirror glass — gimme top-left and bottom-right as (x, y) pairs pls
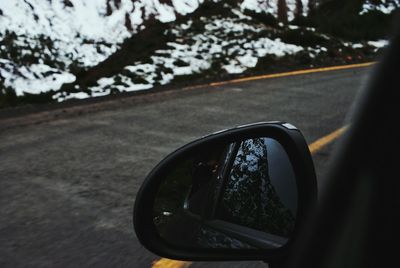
(153, 137), (297, 249)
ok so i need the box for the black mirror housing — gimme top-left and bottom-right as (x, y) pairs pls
(133, 122), (317, 262)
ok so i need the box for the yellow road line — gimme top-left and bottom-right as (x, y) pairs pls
(152, 259), (192, 268)
(182, 62), (375, 90)
(210, 63), (375, 86)
(309, 126), (348, 154)
(1, 62), (374, 130)
(151, 126), (348, 268)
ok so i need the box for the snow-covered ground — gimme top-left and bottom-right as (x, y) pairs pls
(241, 0), (309, 20)
(55, 9), (316, 101)
(0, 0), (203, 53)
(0, 0), (396, 103)
(0, 0), (310, 101)
(0, 0), (203, 96)
(360, 0), (400, 15)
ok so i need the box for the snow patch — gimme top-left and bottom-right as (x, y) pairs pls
(0, 59), (75, 96)
(0, 0), (202, 98)
(360, 0), (400, 15)
(241, 0), (310, 20)
(368, 40), (389, 48)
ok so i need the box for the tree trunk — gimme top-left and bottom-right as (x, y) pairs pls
(296, 0), (304, 18)
(277, 0), (288, 23)
(308, 0), (316, 15)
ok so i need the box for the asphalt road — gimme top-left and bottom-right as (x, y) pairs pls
(0, 66), (371, 267)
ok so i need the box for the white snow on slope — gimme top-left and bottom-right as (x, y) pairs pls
(223, 37), (303, 73)
(0, 0), (202, 42)
(368, 40), (389, 48)
(0, 59), (75, 96)
(241, 0), (310, 20)
(360, 0), (400, 15)
(0, 0), (390, 102)
(55, 13), (304, 101)
(0, 0), (311, 98)
(0, 0), (203, 95)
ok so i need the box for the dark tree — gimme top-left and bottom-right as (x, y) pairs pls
(63, 0), (73, 8)
(278, 0), (288, 23)
(296, 0), (304, 18)
(308, 0), (316, 15)
(124, 13), (133, 32)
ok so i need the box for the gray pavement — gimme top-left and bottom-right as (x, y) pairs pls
(0, 67), (371, 267)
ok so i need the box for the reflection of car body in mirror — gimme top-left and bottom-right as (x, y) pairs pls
(186, 147), (228, 217)
(134, 122), (317, 261)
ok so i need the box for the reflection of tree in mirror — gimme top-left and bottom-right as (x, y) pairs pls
(219, 138), (295, 237)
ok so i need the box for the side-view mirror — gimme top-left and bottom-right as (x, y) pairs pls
(134, 122), (317, 262)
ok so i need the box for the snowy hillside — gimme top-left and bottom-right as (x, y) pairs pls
(61, 10), (305, 101)
(361, 0), (400, 14)
(242, 0), (309, 20)
(0, 0), (202, 96)
(0, 0), (398, 105)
